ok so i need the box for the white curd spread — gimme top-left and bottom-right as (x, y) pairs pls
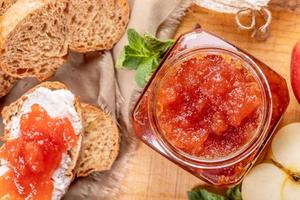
(6, 87), (82, 138)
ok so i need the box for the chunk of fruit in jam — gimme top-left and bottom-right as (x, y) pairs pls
(156, 54), (263, 159)
(0, 104), (77, 200)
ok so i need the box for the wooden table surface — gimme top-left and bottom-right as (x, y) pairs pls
(119, 5), (300, 200)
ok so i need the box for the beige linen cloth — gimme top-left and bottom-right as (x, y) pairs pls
(0, 0), (192, 199)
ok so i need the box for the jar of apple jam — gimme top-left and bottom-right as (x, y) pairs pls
(131, 28), (289, 187)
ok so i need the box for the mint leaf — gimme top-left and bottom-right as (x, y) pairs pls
(226, 185), (242, 200)
(127, 29), (147, 52)
(116, 49), (126, 69)
(117, 28), (175, 87)
(188, 188), (225, 200)
(135, 57), (157, 87)
(144, 34), (174, 53)
(122, 46), (148, 69)
(188, 185), (243, 200)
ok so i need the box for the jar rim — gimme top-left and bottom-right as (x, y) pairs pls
(148, 47), (273, 169)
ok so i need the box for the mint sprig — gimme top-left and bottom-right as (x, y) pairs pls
(117, 28), (174, 87)
(226, 185), (242, 200)
(188, 185), (242, 200)
(188, 188), (225, 200)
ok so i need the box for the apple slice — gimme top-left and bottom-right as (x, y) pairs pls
(271, 123), (300, 173)
(242, 163), (286, 200)
(291, 40), (300, 103)
(282, 177), (300, 200)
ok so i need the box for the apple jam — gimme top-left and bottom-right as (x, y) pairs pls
(0, 104), (78, 199)
(132, 29), (289, 186)
(156, 53), (263, 160)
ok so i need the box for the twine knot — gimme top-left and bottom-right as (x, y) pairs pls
(235, 7), (272, 41)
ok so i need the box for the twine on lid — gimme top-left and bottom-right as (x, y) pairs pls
(235, 7), (272, 41)
(193, 0), (273, 41)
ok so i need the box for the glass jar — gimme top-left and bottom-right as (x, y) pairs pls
(131, 28), (290, 187)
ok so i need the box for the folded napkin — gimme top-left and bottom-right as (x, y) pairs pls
(0, 0), (192, 199)
(66, 1), (192, 199)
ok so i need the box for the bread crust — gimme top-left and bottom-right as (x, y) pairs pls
(0, 0), (44, 41)
(0, 70), (17, 98)
(1, 81), (83, 199)
(0, 0), (17, 15)
(75, 103), (120, 177)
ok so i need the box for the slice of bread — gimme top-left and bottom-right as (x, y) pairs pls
(0, 0), (129, 80)
(0, 0), (68, 81)
(0, 0), (34, 98)
(1, 81), (83, 200)
(0, 71), (17, 98)
(0, 0), (16, 15)
(0, 0), (17, 15)
(67, 0), (129, 52)
(75, 103), (120, 177)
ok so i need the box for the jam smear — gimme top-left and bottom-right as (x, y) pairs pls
(0, 104), (78, 200)
(156, 54), (263, 159)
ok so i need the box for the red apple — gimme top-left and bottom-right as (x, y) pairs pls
(291, 41), (300, 103)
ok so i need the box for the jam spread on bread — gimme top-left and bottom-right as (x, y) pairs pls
(0, 104), (78, 199)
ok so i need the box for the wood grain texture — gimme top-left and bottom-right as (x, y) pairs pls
(119, 5), (300, 200)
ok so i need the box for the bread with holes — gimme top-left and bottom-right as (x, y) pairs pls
(0, 0), (68, 81)
(67, 0), (129, 52)
(0, 0), (16, 15)
(0, 0), (129, 94)
(75, 103), (120, 177)
(0, 0), (21, 98)
(0, 70), (17, 98)
(0, 81), (83, 200)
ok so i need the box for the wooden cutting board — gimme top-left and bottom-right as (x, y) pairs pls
(119, 5), (300, 200)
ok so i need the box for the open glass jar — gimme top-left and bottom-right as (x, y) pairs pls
(131, 28), (289, 187)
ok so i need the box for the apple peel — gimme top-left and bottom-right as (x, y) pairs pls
(291, 41), (300, 103)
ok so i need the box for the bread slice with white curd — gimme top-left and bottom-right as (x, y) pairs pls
(0, 81), (83, 200)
